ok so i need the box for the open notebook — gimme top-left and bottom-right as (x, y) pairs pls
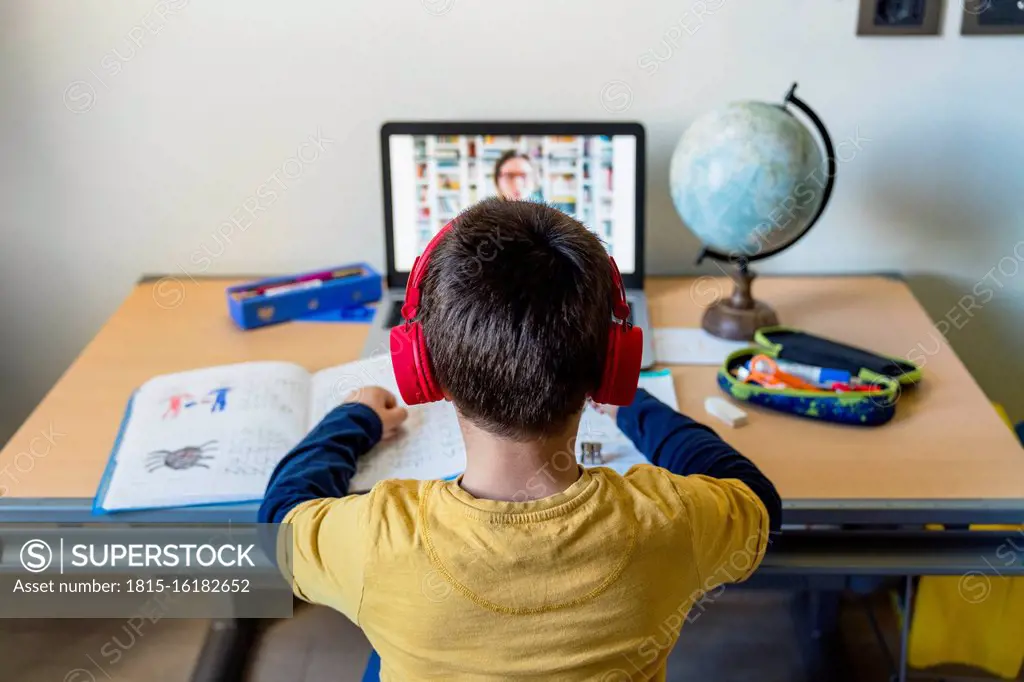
(94, 356), (678, 513)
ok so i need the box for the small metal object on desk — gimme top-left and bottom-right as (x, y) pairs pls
(580, 441), (603, 465)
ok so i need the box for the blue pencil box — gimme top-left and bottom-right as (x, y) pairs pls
(226, 263), (382, 330)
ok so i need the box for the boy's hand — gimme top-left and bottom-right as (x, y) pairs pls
(344, 387), (408, 440)
(589, 399), (619, 421)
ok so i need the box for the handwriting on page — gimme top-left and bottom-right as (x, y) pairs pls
(349, 401), (466, 491)
(311, 356), (398, 423)
(219, 427), (299, 478)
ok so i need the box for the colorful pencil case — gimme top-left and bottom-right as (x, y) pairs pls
(226, 263), (382, 330)
(717, 326), (922, 426)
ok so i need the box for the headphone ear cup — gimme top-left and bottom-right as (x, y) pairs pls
(410, 322), (444, 403)
(593, 324), (643, 406)
(390, 323), (444, 405)
(390, 325), (423, 405)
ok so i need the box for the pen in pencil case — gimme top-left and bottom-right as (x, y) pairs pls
(755, 358), (851, 386)
(230, 280), (321, 300)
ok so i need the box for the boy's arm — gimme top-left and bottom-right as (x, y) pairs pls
(258, 403), (382, 524)
(256, 403), (382, 622)
(616, 388), (782, 535)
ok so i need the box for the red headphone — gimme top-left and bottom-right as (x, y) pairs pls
(390, 221), (643, 406)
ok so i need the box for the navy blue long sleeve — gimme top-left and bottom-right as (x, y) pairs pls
(257, 403), (382, 524)
(617, 389), (782, 533)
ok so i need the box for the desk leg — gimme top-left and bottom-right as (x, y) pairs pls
(897, 575), (914, 682)
(797, 588), (844, 681)
(189, 618), (258, 682)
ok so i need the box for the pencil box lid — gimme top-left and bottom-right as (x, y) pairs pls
(753, 326), (923, 385)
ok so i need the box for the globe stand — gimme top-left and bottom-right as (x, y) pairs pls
(701, 263), (778, 341)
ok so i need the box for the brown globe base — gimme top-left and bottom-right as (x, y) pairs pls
(701, 269), (779, 341)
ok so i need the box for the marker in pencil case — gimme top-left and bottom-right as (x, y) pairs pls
(262, 279), (323, 297)
(754, 358), (851, 386)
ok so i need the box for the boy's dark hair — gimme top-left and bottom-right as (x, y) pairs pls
(493, 150), (533, 188)
(419, 198), (614, 440)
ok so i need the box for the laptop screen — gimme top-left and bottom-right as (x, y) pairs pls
(382, 124), (644, 287)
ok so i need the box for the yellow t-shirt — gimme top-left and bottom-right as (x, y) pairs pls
(284, 464), (770, 680)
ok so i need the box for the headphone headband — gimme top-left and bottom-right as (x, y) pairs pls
(401, 221), (455, 321)
(608, 256), (631, 323)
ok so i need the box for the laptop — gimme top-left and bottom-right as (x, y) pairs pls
(363, 121), (654, 369)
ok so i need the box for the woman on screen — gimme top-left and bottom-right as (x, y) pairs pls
(494, 151), (541, 202)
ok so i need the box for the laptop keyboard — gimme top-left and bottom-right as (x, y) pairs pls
(385, 300), (634, 327)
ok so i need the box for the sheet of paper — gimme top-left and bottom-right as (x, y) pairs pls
(576, 371), (679, 475)
(99, 362), (311, 511)
(309, 355), (466, 491)
(653, 327), (750, 365)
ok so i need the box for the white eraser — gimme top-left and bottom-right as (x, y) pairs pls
(704, 397), (748, 428)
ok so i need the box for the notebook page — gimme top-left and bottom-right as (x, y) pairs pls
(309, 355), (466, 491)
(99, 362), (311, 511)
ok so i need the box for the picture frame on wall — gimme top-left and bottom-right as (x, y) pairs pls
(857, 0), (944, 36)
(961, 0), (1024, 35)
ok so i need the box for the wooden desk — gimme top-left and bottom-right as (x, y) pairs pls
(2, 276), (1023, 521)
(648, 276), (1024, 505)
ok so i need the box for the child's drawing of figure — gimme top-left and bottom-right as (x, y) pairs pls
(208, 387), (231, 413)
(162, 393), (194, 420)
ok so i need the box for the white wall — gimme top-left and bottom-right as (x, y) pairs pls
(2, 0), (1023, 442)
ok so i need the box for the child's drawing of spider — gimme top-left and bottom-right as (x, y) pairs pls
(146, 440), (218, 472)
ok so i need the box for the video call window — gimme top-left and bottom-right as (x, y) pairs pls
(389, 134), (637, 273)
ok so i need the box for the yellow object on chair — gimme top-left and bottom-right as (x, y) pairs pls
(908, 533), (1024, 679)
(908, 404), (1024, 679)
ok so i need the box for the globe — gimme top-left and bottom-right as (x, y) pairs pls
(670, 101), (826, 257)
(668, 84), (836, 339)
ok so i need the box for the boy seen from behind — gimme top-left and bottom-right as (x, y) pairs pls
(259, 198), (781, 680)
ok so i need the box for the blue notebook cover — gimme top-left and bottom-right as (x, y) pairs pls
(92, 392), (135, 514)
